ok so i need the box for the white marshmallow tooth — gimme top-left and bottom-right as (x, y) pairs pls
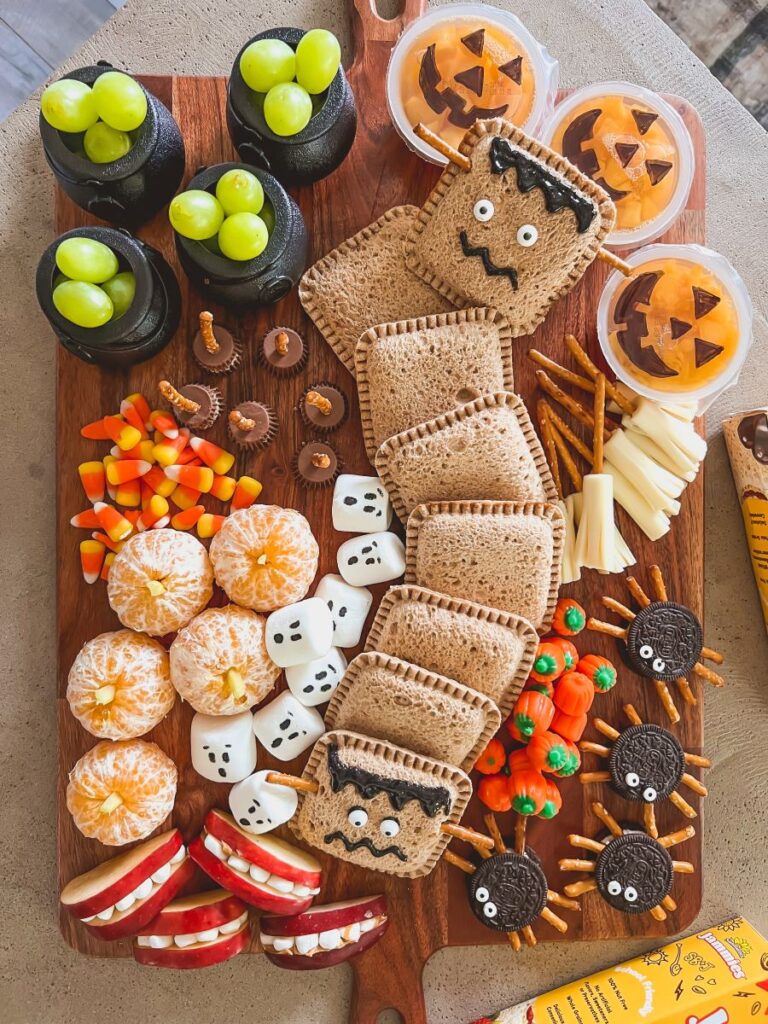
(319, 928), (342, 950)
(195, 927), (219, 944)
(132, 877), (153, 901)
(295, 932), (319, 955)
(96, 906), (114, 921)
(147, 934), (173, 949)
(204, 832), (226, 861)
(266, 873), (294, 893)
(227, 854), (251, 874)
(174, 933), (198, 948)
(342, 922), (362, 943)
(170, 844), (186, 864)
(220, 913), (248, 936)
(114, 892), (136, 913)
(249, 863), (270, 884)
(151, 862), (172, 885)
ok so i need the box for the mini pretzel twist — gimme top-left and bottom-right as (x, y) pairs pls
(275, 331), (290, 355)
(199, 311), (219, 354)
(159, 380), (199, 414)
(229, 409), (256, 432)
(305, 390), (333, 416)
(311, 452), (331, 469)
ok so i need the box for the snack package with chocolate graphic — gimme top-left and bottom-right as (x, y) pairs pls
(469, 916), (768, 1024)
(724, 407), (768, 632)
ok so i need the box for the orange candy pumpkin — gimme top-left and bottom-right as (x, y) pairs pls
(553, 671), (595, 717)
(550, 707), (588, 743)
(526, 731), (571, 774)
(549, 636), (579, 671)
(538, 777), (563, 820)
(478, 773), (513, 813)
(530, 641), (566, 683)
(507, 747), (533, 773)
(509, 768), (548, 816)
(551, 597), (587, 637)
(510, 690), (555, 740)
(554, 738), (581, 778)
(475, 737), (507, 775)
(577, 653), (617, 692)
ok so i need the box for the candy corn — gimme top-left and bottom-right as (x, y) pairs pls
(78, 461), (106, 503)
(70, 508), (100, 529)
(102, 455), (118, 500)
(94, 502), (133, 543)
(106, 459), (152, 486)
(80, 539), (106, 584)
(170, 483), (202, 510)
(114, 439), (155, 463)
(197, 513), (225, 538)
(115, 478), (142, 508)
(124, 509), (141, 528)
(137, 495), (170, 531)
(231, 475), (262, 510)
(149, 409), (179, 439)
(122, 392), (152, 427)
(171, 505), (205, 531)
(188, 436), (235, 476)
(143, 465), (177, 498)
(210, 474), (236, 502)
(119, 396), (150, 438)
(80, 417), (110, 441)
(103, 414), (142, 452)
(100, 551), (116, 581)
(92, 531), (123, 553)
(153, 433), (189, 468)
(164, 464), (214, 493)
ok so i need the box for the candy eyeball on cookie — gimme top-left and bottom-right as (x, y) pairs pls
(191, 711), (257, 783)
(252, 691), (325, 761)
(332, 475), (392, 534)
(229, 770), (298, 834)
(314, 574), (373, 648)
(285, 647), (348, 707)
(265, 597), (334, 668)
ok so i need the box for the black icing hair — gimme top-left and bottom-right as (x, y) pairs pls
(327, 744), (453, 817)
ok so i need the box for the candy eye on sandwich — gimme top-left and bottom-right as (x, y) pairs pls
(379, 817), (400, 838)
(347, 807), (368, 828)
(473, 199), (495, 222)
(516, 223), (538, 246)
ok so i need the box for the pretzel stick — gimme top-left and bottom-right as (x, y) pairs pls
(564, 879), (597, 897)
(662, 896), (678, 912)
(536, 370), (599, 435)
(625, 575), (652, 607)
(579, 741), (611, 757)
(650, 905), (667, 922)
(649, 564), (668, 601)
(305, 390), (333, 416)
(587, 617), (627, 640)
(508, 931), (522, 952)
(483, 814), (507, 855)
(198, 311), (219, 354)
(694, 662), (725, 687)
(701, 646), (724, 665)
(441, 822), (495, 850)
(672, 860), (695, 874)
(413, 122), (472, 171)
(521, 925), (537, 947)
(229, 409), (256, 432)
(669, 791), (697, 818)
(266, 772), (319, 794)
(548, 890), (580, 911)
(159, 380), (199, 414)
(537, 401), (562, 499)
(644, 803), (658, 839)
(443, 850), (475, 874)
(675, 677), (697, 705)
(580, 771), (611, 785)
(623, 704), (643, 726)
(547, 413), (583, 490)
(567, 834), (605, 854)
(560, 859), (596, 872)
(514, 815), (527, 856)
(541, 906), (568, 933)
(654, 679), (680, 724)
(681, 773), (708, 796)
(593, 718), (621, 741)
(593, 373), (606, 471)
(564, 334), (634, 414)
(528, 349), (595, 394)
(597, 248), (633, 276)
(592, 801), (623, 838)
(658, 825), (696, 849)
(544, 403), (595, 464)
(602, 596), (635, 620)
(684, 752), (711, 768)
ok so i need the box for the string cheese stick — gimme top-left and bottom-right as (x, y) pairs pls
(603, 460), (671, 541)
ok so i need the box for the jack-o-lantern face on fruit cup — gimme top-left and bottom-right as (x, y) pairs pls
(387, 3), (558, 165)
(598, 243), (752, 408)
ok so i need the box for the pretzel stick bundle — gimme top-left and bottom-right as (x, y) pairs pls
(537, 401), (579, 584)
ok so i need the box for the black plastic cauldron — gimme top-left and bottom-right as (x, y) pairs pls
(227, 28), (357, 187)
(39, 64), (185, 227)
(36, 226), (181, 368)
(173, 162), (308, 307)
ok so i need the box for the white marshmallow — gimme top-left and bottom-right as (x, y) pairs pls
(228, 854), (250, 873)
(151, 862), (172, 885)
(196, 928), (219, 944)
(265, 598), (334, 668)
(170, 845), (186, 864)
(285, 647), (348, 706)
(336, 531), (406, 587)
(249, 863), (270, 884)
(191, 710), (256, 783)
(132, 878), (153, 901)
(251, 691), (325, 761)
(295, 933), (319, 955)
(319, 928), (341, 950)
(114, 892), (136, 913)
(314, 574), (372, 648)
(174, 933), (198, 948)
(332, 474), (393, 533)
(229, 769), (299, 834)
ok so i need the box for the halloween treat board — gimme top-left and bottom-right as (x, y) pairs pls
(54, 0), (708, 1019)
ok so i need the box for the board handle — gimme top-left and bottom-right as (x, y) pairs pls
(349, 0), (427, 67)
(349, 940), (427, 1024)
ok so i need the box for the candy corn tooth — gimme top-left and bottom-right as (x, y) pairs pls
(100, 551), (116, 580)
(197, 513), (225, 538)
(137, 495), (170, 532)
(164, 464), (214, 493)
(149, 409), (179, 439)
(231, 476), (262, 511)
(143, 466), (177, 499)
(170, 484), (202, 510)
(171, 505), (205, 531)
(188, 436), (235, 476)
(70, 508), (100, 529)
(80, 417), (111, 441)
(103, 415), (142, 452)
(80, 539), (106, 584)
(153, 434), (189, 468)
(78, 461), (106, 504)
(94, 502), (133, 544)
(209, 475), (236, 502)
(115, 479), (142, 508)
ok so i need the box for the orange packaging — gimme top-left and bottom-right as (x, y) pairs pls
(470, 917), (768, 1024)
(724, 408), (768, 632)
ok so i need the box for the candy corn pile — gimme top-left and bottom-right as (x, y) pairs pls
(72, 392), (262, 585)
(473, 597), (618, 819)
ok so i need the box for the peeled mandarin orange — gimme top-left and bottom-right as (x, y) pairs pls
(169, 604), (279, 715)
(66, 739), (177, 846)
(209, 505), (318, 612)
(67, 629), (175, 739)
(107, 528), (213, 636)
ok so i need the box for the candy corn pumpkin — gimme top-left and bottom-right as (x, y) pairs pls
(475, 737), (506, 775)
(549, 636), (579, 671)
(526, 731), (570, 773)
(478, 773), (512, 813)
(577, 653), (617, 692)
(553, 671), (595, 717)
(530, 641), (566, 683)
(551, 708), (588, 743)
(551, 597), (587, 637)
(510, 691), (555, 740)
(509, 768), (548, 816)
(538, 777), (563, 819)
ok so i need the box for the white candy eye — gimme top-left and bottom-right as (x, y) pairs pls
(607, 880), (622, 896)
(516, 223), (538, 247)
(624, 886), (638, 903)
(379, 818), (400, 838)
(652, 657), (666, 673)
(483, 902), (498, 919)
(625, 772), (640, 788)
(643, 786), (658, 802)
(639, 644), (653, 659)
(347, 807), (368, 828)
(473, 199), (495, 222)
(475, 886), (490, 903)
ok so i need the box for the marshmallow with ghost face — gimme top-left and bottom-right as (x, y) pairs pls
(336, 532), (405, 588)
(285, 647), (348, 707)
(265, 597), (334, 668)
(332, 475), (393, 534)
(314, 574), (373, 649)
(229, 770), (299, 834)
(191, 710), (257, 783)
(252, 690), (326, 761)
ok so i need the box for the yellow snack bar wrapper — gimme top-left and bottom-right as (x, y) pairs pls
(471, 917), (768, 1024)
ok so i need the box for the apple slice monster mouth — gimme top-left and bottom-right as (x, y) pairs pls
(459, 230), (519, 290)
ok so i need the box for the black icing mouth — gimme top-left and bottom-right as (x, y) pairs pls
(324, 830), (407, 862)
(459, 230), (518, 291)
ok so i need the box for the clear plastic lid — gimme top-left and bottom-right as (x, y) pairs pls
(597, 243), (753, 411)
(386, 3), (559, 166)
(541, 81), (695, 248)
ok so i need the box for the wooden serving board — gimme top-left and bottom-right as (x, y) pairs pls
(55, 1), (706, 1019)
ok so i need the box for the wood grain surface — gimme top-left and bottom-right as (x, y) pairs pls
(55, 1), (706, 1020)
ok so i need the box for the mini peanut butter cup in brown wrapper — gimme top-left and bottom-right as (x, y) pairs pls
(723, 406), (768, 631)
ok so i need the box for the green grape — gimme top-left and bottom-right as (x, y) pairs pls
(101, 271), (136, 318)
(263, 82), (312, 137)
(53, 281), (113, 328)
(218, 213), (269, 261)
(41, 79), (98, 133)
(92, 71), (147, 132)
(83, 121), (132, 163)
(295, 29), (341, 94)
(240, 38), (296, 94)
(169, 190), (224, 240)
(55, 237), (119, 283)
(53, 272), (70, 288)
(215, 168), (264, 216)
(260, 200), (275, 234)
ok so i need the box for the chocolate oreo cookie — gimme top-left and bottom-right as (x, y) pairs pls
(608, 723), (684, 803)
(625, 601), (702, 681)
(467, 850), (547, 932)
(595, 833), (673, 914)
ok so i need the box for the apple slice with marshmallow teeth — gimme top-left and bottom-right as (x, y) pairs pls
(261, 894), (389, 969)
(133, 889), (250, 969)
(60, 829), (194, 941)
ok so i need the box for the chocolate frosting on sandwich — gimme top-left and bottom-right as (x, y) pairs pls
(327, 744), (452, 817)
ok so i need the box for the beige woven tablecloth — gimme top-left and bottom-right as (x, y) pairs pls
(1, 1), (766, 1020)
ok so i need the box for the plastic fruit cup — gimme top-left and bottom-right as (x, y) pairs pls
(173, 162), (308, 307)
(386, 2), (558, 166)
(227, 28), (357, 187)
(597, 243), (753, 410)
(541, 81), (695, 248)
(36, 226), (181, 368)
(39, 63), (185, 228)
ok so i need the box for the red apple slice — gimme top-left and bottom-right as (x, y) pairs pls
(84, 858), (195, 941)
(133, 891), (250, 969)
(261, 895), (387, 936)
(204, 810), (322, 887)
(136, 889), (245, 935)
(264, 920), (388, 970)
